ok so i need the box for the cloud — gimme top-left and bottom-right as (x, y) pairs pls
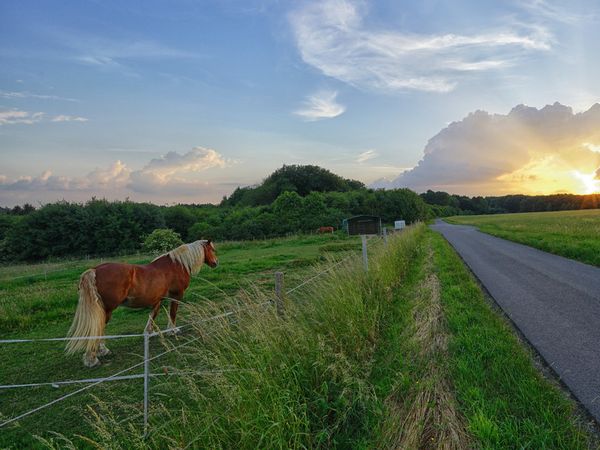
(289, 0), (551, 93)
(0, 161), (130, 192)
(520, 0), (592, 24)
(381, 102), (600, 195)
(294, 90), (346, 121)
(0, 147), (232, 198)
(0, 110), (45, 125)
(0, 109), (88, 125)
(50, 115), (88, 122)
(356, 149), (377, 163)
(128, 147), (231, 193)
(0, 90), (79, 102)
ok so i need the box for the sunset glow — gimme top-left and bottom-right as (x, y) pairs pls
(2, 1), (600, 206)
(573, 170), (600, 195)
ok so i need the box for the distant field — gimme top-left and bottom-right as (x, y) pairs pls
(0, 233), (360, 448)
(446, 209), (600, 267)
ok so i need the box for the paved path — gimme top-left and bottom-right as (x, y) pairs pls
(431, 220), (600, 422)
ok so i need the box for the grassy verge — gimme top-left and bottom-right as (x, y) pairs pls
(446, 209), (600, 267)
(430, 230), (591, 449)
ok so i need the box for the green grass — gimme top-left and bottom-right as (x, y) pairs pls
(1, 228), (594, 449)
(430, 230), (590, 449)
(0, 232), (361, 449)
(446, 209), (600, 266)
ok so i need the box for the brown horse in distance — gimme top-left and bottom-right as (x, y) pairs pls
(317, 226), (334, 234)
(66, 240), (218, 367)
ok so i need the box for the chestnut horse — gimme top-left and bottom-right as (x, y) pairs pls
(66, 240), (218, 367)
(317, 226), (334, 234)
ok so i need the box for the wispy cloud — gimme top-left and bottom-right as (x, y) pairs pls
(0, 109), (88, 125)
(356, 149), (377, 163)
(289, 0), (552, 93)
(0, 110), (45, 125)
(294, 90), (346, 121)
(51, 115), (88, 122)
(520, 0), (592, 24)
(0, 90), (79, 102)
(67, 36), (199, 73)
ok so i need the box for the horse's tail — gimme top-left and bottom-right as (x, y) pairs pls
(65, 269), (105, 355)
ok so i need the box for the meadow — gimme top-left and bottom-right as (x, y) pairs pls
(0, 227), (594, 449)
(0, 233), (361, 448)
(446, 209), (600, 267)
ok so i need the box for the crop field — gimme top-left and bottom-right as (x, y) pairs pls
(446, 209), (600, 267)
(0, 233), (362, 448)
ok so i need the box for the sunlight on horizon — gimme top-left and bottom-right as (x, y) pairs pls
(573, 170), (600, 194)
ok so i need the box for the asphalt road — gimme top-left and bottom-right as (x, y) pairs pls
(431, 220), (600, 422)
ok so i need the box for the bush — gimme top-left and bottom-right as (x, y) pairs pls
(142, 229), (184, 254)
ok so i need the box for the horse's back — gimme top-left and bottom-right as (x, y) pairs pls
(93, 263), (137, 307)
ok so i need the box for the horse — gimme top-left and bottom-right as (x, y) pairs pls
(317, 226), (334, 234)
(65, 240), (218, 367)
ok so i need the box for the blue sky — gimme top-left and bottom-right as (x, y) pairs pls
(2, 0), (600, 206)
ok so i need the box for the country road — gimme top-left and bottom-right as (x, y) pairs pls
(431, 220), (600, 423)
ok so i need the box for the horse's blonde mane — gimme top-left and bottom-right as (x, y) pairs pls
(154, 240), (207, 275)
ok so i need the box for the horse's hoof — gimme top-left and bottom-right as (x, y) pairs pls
(98, 344), (111, 357)
(83, 356), (100, 368)
(166, 325), (182, 335)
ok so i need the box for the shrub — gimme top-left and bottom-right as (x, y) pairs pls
(142, 229), (183, 254)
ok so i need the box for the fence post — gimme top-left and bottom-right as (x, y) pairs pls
(143, 316), (152, 436)
(274, 271), (285, 317)
(361, 235), (368, 272)
(383, 227), (388, 247)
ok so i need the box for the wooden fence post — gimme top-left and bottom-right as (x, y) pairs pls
(274, 272), (285, 317)
(361, 235), (368, 272)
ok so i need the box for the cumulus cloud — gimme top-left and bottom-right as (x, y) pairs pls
(0, 109), (88, 125)
(289, 0), (551, 93)
(381, 102), (600, 195)
(128, 147), (229, 193)
(0, 147), (232, 198)
(0, 161), (130, 192)
(294, 90), (346, 121)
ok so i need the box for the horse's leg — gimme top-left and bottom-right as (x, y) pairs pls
(168, 296), (181, 333)
(98, 309), (113, 357)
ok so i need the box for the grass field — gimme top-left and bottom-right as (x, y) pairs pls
(446, 209), (600, 267)
(1, 227), (595, 449)
(0, 233), (361, 448)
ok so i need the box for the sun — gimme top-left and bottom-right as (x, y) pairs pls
(573, 170), (600, 194)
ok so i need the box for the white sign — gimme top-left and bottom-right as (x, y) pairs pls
(394, 220), (406, 230)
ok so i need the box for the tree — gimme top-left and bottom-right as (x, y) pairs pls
(142, 229), (184, 254)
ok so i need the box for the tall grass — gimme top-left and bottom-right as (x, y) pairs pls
(39, 226), (425, 449)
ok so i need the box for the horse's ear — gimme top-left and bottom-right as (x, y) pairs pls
(207, 239), (212, 244)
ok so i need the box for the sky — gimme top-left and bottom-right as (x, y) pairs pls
(1, 0), (600, 207)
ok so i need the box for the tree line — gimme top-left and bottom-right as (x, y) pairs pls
(0, 189), (427, 262)
(3, 163), (599, 263)
(421, 190), (600, 216)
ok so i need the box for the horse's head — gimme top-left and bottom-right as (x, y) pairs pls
(203, 240), (219, 268)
